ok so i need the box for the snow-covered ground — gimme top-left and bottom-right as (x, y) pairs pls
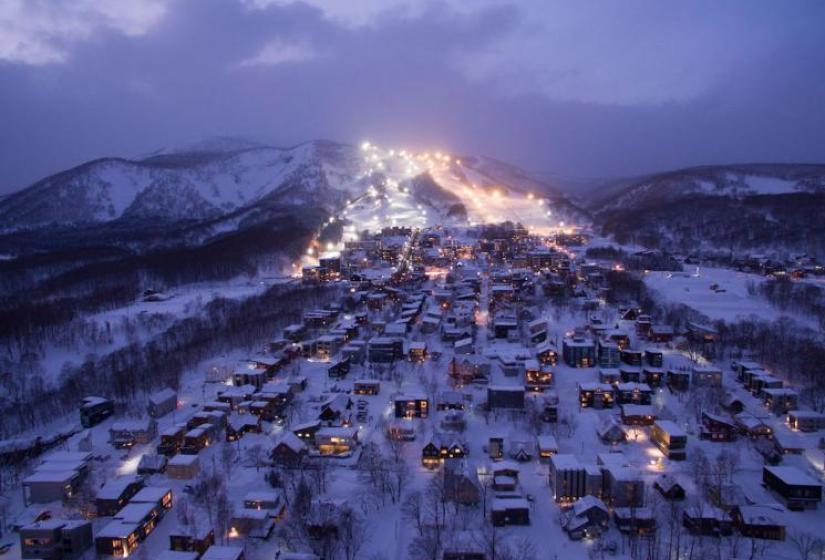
(644, 266), (820, 329)
(3, 231), (825, 560)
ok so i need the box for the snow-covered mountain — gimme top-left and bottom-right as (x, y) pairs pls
(588, 164), (825, 212)
(588, 164), (825, 258)
(0, 139), (583, 238)
(0, 140), (362, 231)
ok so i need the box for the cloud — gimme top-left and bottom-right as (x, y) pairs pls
(0, 0), (169, 65)
(0, 0), (823, 194)
(240, 39), (321, 66)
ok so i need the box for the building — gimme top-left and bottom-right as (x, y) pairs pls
(315, 427), (358, 456)
(131, 486), (173, 511)
(645, 349), (664, 367)
(537, 435), (559, 462)
(292, 420), (322, 444)
(692, 366), (722, 388)
(169, 524), (215, 556)
(653, 474), (685, 501)
(271, 432), (307, 466)
(597, 418), (627, 445)
(682, 505), (732, 537)
(563, 496), (610, 540)
(762, 388), (799, 415)
(244, 490), (286, 519)
(201, 546), (246, 560)
(535, 343), (559, 366)
(651, 421), (687, 460)
(599, 368), (620, 385)
(487, 386), (525, 410)
(181, 427), (213, 454)
(157, 424), (187, 456)
(109, 418), (158, 449)
(614, 382), (653, 405)
(19, 520), (92, 560)
(666, 369), (691, 391)
(368, 337), (403, 363)
(79, 396), (114, 428)
(491, 496), (530, 526)
(158, 551), (200, 560)
(394, 394), (429, 418)
(648, 325), (674, 343)
(409, 341), (428, 363)
(166, 454), (200, 480)
(421, 434), (467, 468)
(22, 469), (85, 506)
(578, 383), (614, 409)
(787, 410), (825, 432)
(228, 509), (274, 539)
(450, 355), (491, 385)
(600, 465), (644, 508)
(731, 505), (786, 541)
(596, 341), (621, 368)
(621, 404), (656, 426)
(226, 414), (262, 442)
(113, 501), (163, 540)
(147, 388), (178, 418)
(698, 412), (737, 442)
(614, 507), (656, 536)
(735, 411), (774, 439)
(549, 454), (586, 504)
(620, 348), (643, 367)
(763, 466), (822, 510)
(563, 337), (596, 368)
(95, 520), (142, 557)
(96, 475), (145, 517)
(524, 360), (553, 391)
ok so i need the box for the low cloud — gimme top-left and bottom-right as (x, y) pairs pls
(0, 0), (824, 193)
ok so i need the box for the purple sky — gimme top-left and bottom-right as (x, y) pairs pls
(1, 0), (824, 194)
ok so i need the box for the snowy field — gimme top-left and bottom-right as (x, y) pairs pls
(644, 266), (819, 329)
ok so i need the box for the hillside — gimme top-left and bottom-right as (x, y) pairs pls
(589, 164), (825, 259)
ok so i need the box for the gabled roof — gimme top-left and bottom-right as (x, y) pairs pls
(275, 432), (307, 454)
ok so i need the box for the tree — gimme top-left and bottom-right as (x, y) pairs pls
(789, 530), (825, 560)
(244, 443), (267, 472)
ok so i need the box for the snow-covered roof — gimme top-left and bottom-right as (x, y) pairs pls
(96, 476), (143, 500)
(765, 466), (821, 486)
(130, 486), (171, 503)
(202, 546), (245, 560)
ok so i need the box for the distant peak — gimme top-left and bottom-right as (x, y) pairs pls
(172, 136), (267, 154)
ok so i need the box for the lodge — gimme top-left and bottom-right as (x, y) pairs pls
(621, 404), (655, 426)
(491, 496), (530, 526)
(762, 466), (822, 510)
(549, 454), (586, 504)
(487, 386), (525, 410)
(563, 337), (596, 368)
(614, 382), (652, 405)
(394, 394), (429, 418)
(421, 434), (467, 468)
(787, 410), (825, 432)
(96, 475), (145, 517)
(157, 424), (187, 456)
(19, 520), (92, 560)
(700, 411), (738, 442)
(79, 396), (114, 428)
(315, 427), (358, 456)
(578, 382), (615, 409)
(651, 420), (687, 460)
(95, 520), (141, 557)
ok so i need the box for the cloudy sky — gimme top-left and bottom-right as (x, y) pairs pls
(1, 0), (824, 193)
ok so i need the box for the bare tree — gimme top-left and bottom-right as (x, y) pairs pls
(790, 530), (825, 560)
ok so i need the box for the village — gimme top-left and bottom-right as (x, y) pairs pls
(3, 222), (825, 560)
